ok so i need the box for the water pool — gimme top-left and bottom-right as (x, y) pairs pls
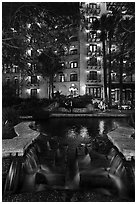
(36, 117), (128, 153)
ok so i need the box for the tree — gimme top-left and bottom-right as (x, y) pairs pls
(93, 3), (135, 107)
(110, 2), (135, 107)
(2, 3), (78, 74)
(2, 3), (79, 100)
(105, 10), (121, 107)
(38, 49), (63, 99)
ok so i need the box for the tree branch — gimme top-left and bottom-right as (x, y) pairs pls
(2, 42), (20, 49)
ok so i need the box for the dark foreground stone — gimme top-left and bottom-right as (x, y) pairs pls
(3, 189), (134, 202)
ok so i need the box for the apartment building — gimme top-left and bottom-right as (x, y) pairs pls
(49, 2), (106, 98)
(3, 2), (135, 104)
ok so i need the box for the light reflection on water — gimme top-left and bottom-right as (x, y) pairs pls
(38, 118), (128, 144)
(99, 120), (105, 136)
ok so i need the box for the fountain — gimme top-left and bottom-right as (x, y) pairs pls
(3, 139), (135, 200)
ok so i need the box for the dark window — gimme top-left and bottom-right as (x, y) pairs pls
(86, 87), (101, 98)
(14, 77), (19, 86)
(70, 74), (78, 81)
(6, 77), (10, 85)
(31, 76), (37, 84)
(69, 49), (78, 55)
(87, 57), (97, 66)
(70, 36), (78, 42)
(88, 71), (97, 80)
(58, 50), (65, 56)
(31, 89), (37, 97)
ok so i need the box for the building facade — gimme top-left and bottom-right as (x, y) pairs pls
(2, 2), (135, 105)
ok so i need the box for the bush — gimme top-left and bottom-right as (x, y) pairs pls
(2, 107), (20, 139)
(2, 107), (20, 127)
(2, 96), (23, 108)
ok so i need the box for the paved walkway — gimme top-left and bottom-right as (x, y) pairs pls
(2, 122), (40, 157)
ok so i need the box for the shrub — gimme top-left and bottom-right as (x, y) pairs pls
(2, 107), (20, 127)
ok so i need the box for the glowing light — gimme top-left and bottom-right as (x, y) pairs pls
(99, 120), (105, 135)
(28, 76), (31, 81)
(27, 63), (31, 67)
(27, 48), (32, 56)
(86, 56), (90, 60)
(97, 44), (101, 47)
(67, 128), (77, 139)
(86, 70), (90, 73)
(86, 15), (90, 18)
(81, 85), (86, 92)
(37, 76), (41, 80)
(26, 89), (31, 94)
(85, 29), (90, 33)
(27, 23), (31, 29)
(97, 30), (101, 33)
(37, 89), (40, 93)
(80, 127), (89, 138)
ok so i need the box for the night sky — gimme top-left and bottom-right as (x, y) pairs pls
(2, 2), (79, 17)
(2, 2), (79, 28)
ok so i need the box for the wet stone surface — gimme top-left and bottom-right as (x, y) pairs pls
(3, 189), (134, 202)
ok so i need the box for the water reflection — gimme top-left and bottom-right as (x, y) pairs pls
(99, 120), (105, 135)
(67, 128), (77, 139)
(80, 126), (89, 139)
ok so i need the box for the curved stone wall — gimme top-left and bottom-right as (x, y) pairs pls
(2, 122), (40, 157)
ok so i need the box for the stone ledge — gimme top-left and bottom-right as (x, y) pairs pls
(50, 113), (128, 118)
(2, 122), (40, 158)
(107, 126), (135, 161)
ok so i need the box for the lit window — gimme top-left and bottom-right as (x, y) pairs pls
(70, 61), (78, 68)
(59, 73), (65, 82)
(89, 17), (97, 23)
(70, 73), (78, 81)
(12, 65), (18, 73)
(90, 44), (97, 52)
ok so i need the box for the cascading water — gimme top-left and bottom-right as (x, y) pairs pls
(4, 133), (134, 201)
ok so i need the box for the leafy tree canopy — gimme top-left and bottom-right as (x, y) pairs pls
(2, 3), (79, 74)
